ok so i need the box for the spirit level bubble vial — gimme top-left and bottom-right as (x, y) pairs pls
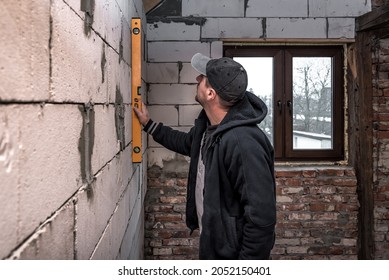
(131, 18), (142, 163)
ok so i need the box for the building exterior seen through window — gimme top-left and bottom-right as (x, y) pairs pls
(225, 46), (344, 161)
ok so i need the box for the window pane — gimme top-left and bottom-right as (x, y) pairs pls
(234, 57), (273, 144)
(292, 57), (333, 150)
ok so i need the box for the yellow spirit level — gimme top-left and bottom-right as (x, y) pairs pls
(131, 18), (142, 163)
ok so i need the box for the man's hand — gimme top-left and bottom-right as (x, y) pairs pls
(133, 102), (150, 126)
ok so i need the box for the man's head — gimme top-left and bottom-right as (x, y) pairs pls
(191, 53), (248, 104)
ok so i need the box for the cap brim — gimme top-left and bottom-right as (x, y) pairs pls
(191, 53), (210, 76)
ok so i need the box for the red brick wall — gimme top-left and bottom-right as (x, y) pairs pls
(372, 37), (389, 259)
(144, 165), (359, 260)
(273, 167), (358, 259)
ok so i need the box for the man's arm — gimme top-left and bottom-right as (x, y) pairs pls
(133, 103), (194, 156)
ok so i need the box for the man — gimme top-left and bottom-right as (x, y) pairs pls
(134, 53), (276, 259)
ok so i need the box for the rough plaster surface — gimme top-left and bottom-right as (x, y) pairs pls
(1, 0), (146, 260)
(0, 1), (50, 101)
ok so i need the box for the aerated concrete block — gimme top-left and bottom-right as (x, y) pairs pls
(119, 205), (144, 259)
(179, 105), (202, 126)
(11, 202), (75, 260)
(148, 84), (197, 105)
(51, 0), (107, 103)
(148, 42), (210, 62)
(65, 0), (123, 55)
(75, 149), (134, 259)
(105, 45), (131, 105)
(328, 18), (355, 39)
(309, 0), (371, 17)
(147, 63), (179, 84)
(246, 0), (308, 17)
(0, 1), (50, 101)
(180, 63), (199, 84)
(92, 105), (121, 175)
(148, 105), (179, 126)
(202, 18), (263, 39)
(147, 21), (201, 41)
(91, 171), (141, 259)
(211, 41), (223, 59)
(182, 0), (245, 17)
(266, 18), (327, 39)
(16, 104), (82, 243)
(0, 105), (20, 259)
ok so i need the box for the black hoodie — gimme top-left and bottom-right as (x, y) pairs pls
(144, 91), (276, 259)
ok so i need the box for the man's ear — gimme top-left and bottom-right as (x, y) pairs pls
(207, 87), (217, 101)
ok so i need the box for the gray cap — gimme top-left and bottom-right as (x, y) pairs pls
(191, 53), (248, 103)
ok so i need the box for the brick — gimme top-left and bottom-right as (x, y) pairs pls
(282, 186), (304, 194)
(155, 213), (182, 222)
(164, 222), (188, 230)
(318, 168), (345, 177)
(146, 205), (174, 212)
(275, 238), (300, 246)
(340, 238), (357, 247)
(302, 170), (318, 178)
(287, 246), (309, 254)
(160, 196), (186, 204)
(312, 212), (339, 220)
(309, 203), (335, 212)
(153, 247), (172, 256)
(172, 246), (198, 255)
(163, 238), (191, 246)
(280, 203), (308, 211)
(149, 239), (163, 247)
(276, 168), (303, 177)
(276, 196), (293, 203)
(309, 186), (337, 194)
(284, 178), (303, 186)
(288, 213), (312, 220)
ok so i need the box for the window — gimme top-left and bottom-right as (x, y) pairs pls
(224, 46), (344, 161)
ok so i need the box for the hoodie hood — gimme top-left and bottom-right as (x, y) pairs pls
(215, 91), (268, 136)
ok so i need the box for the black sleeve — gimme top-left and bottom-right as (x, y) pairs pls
(143, 119), (194, 157)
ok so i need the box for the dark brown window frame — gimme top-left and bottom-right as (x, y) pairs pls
(224, 45), (344, 161)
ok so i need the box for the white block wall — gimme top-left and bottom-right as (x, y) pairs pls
(146, 0), (371, 167)
(0, 0), (146, 259)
